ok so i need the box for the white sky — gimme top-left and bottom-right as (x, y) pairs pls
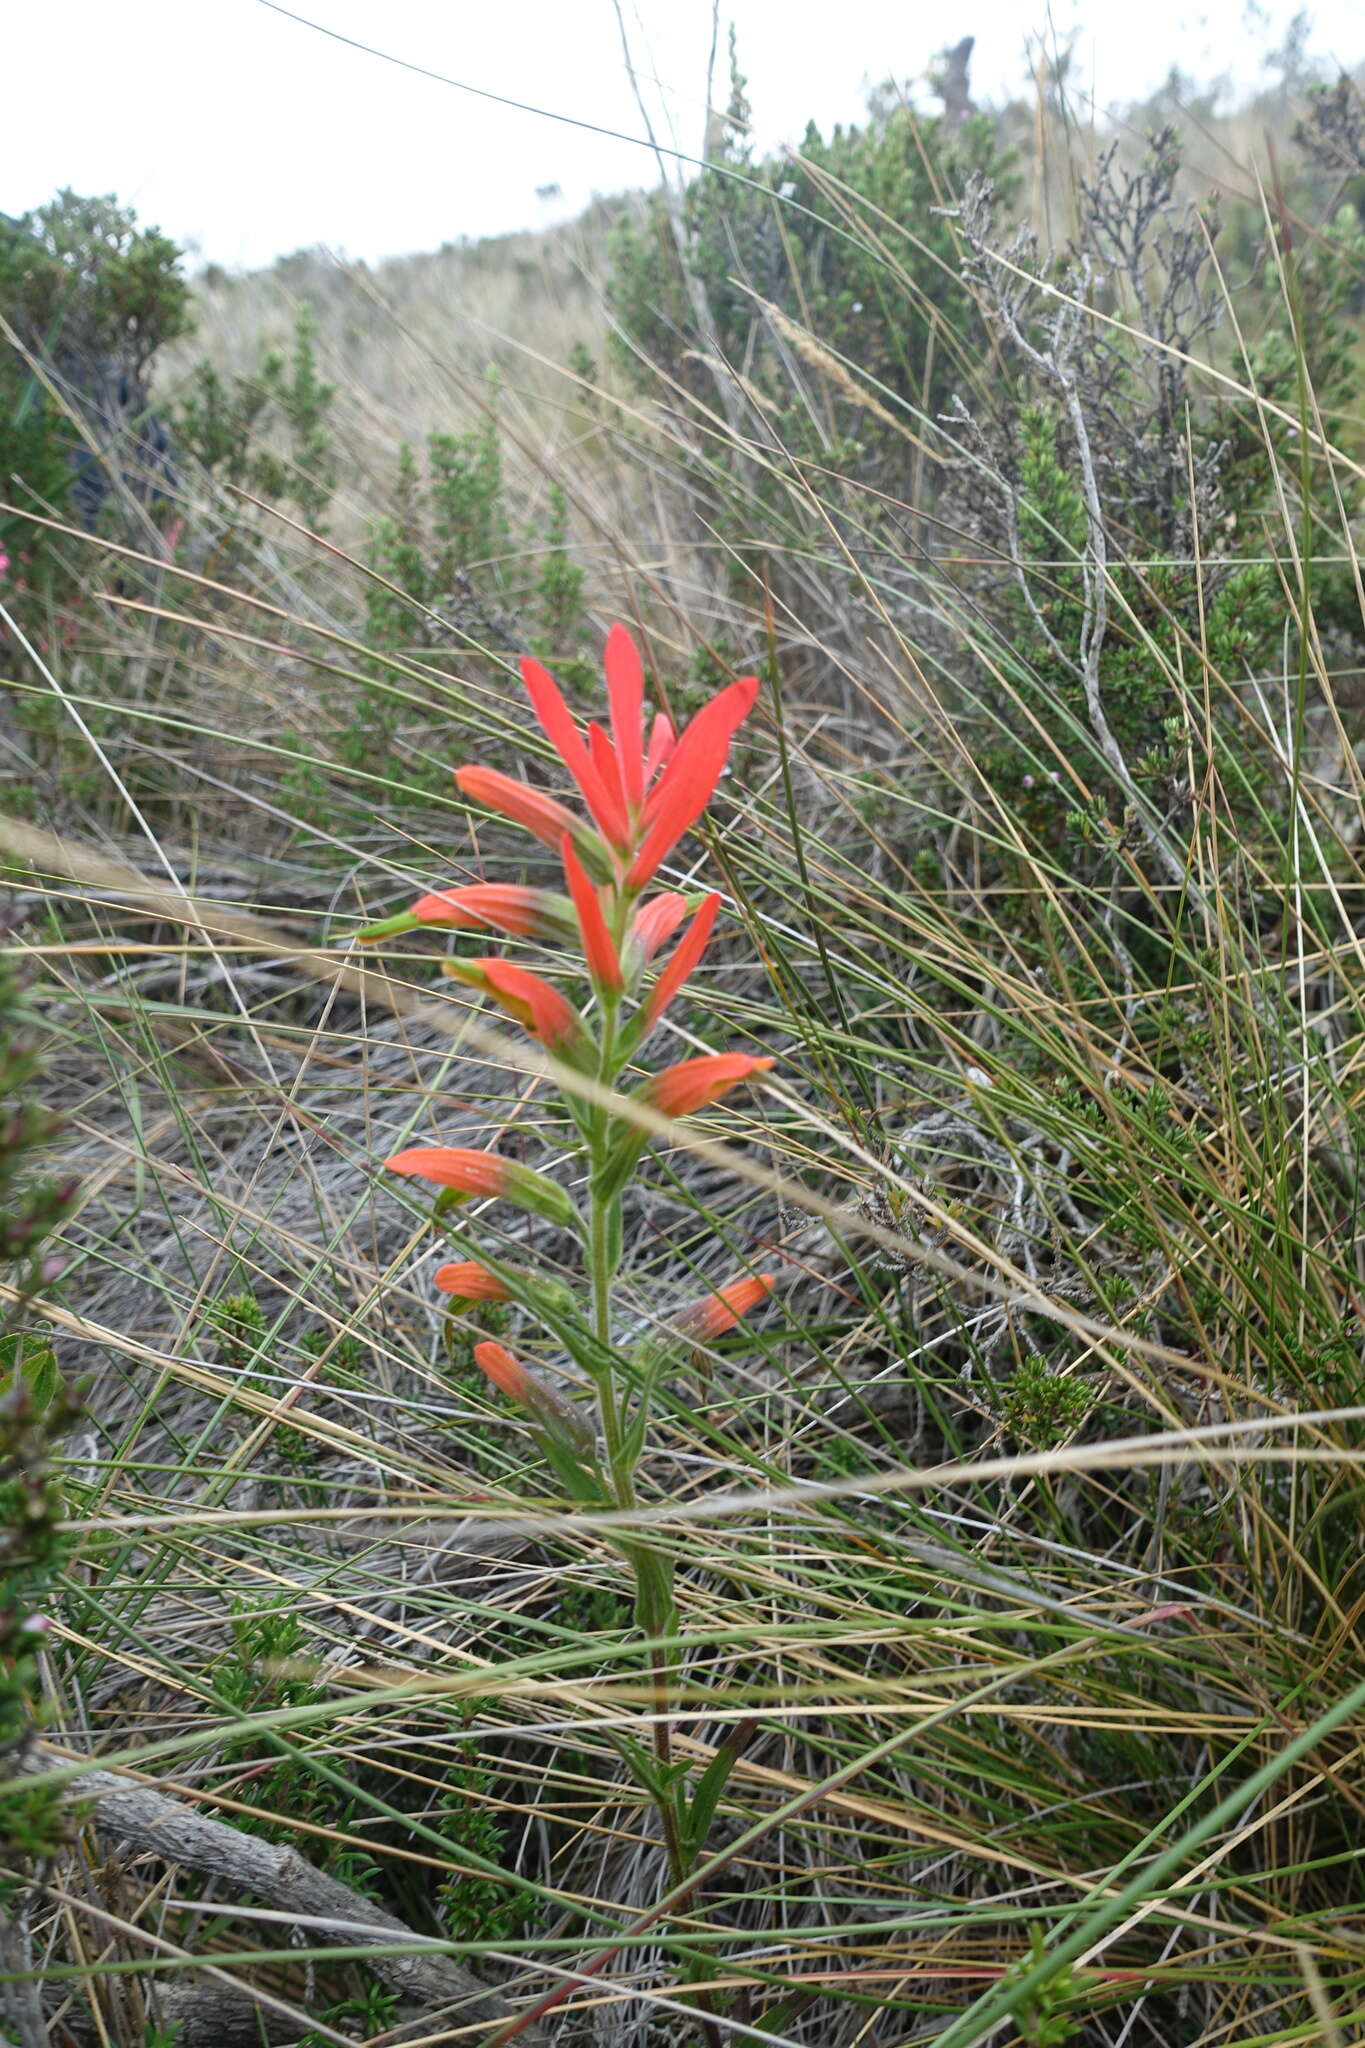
(7, 0), (1362, 270)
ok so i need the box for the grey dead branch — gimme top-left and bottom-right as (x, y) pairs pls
(20, 1748), (542, 2044)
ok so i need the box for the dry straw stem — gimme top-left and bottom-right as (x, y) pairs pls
(750, 292), (933, 447)
(7, 1305), (1350, 1548)
(0, 815), (452, 1034)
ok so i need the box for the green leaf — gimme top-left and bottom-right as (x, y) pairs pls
(681, 1717), (756, 1857)
(0, 1336), (61, 1416)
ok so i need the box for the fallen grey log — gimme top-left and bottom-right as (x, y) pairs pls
(30, 1750), (541, 2043)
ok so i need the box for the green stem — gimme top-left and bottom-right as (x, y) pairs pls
(582, 947), (720, 2044)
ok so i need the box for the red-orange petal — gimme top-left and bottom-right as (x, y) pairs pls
(521, 654), (632, 848)
(646, 1052), (774, 1119)
(454, 765), (582, 851)
(407, 884), (573, 941)
(628, 892), (691, 965)
(628, 676), (759, 888)
(588, 721), (627, 814)
(385, 1147), (509, 1195)
(562, 836), (623, 991)
(644, 712), (676, 786)
(677, 1271), (775, 1339)
(446, 957), (584, 1051)
(605, 622), (645, 808)
(434, 1262), (511, 1301)
(645, 891), (720, 1030)
(473, 1339), (535, 1403)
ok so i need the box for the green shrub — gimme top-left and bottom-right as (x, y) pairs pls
(175, 302), (336, 531)
(0, 190), (191, 573)
(606, 51), (1008, 523)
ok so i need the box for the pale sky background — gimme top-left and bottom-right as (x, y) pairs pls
(6, 0), (1363, 271)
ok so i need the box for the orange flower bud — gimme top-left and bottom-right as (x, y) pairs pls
(473, 1342), (597, 1461)
(433, 1262), (511, 1302)
(676, 1272), (775, 1339)
(357, 885), (576, 946)
(646, 1053), (774, 1119)
(443, 958), (586, 1053)
(454, 766), (583, 851)
(384, 1148), (578, 1229)
(473, 1339), (536, 1402)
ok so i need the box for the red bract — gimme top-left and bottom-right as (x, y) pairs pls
(605, 621), (645, 807)
(645, 891), (720, 1030)
(453, 766), (582, 852)
(522, 654), (632, 848)
(562, 836), (623, 992)
(628, 675), (759, 889)
(647, 1052), (774, 1119)
(628, 892), (691, 965)
(444, 957), (584, 1052)
(367, 883), (574, 943)
(385, 1148), (512, 1196)
(644, 711), (675, 786)
(449, 630), (757, 897)
(677, 1271), (775, 1338)
(434, 1261), (511, 1302)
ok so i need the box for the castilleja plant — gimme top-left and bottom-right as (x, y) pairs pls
(360, 624), (773, 1922)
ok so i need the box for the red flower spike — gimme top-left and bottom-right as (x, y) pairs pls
(646, 1052), (774, 1119)
(406, 884), (575, 942)
(629, 675), (759, 888)
(521, 654), (632, 848)
(561, 835), (623, 991)
(604, 622), (645, 807)
(434, 1262), (511, 1302)
(444, 957), (585, 1052)
(473, 1339), (536, 1404)
(644, 712), (676, 786)
(454, 766), (583, 852)
(628, 892), (691, 966)
(645, 891), (720, 1030)
(677, 1272), (775, 1339)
